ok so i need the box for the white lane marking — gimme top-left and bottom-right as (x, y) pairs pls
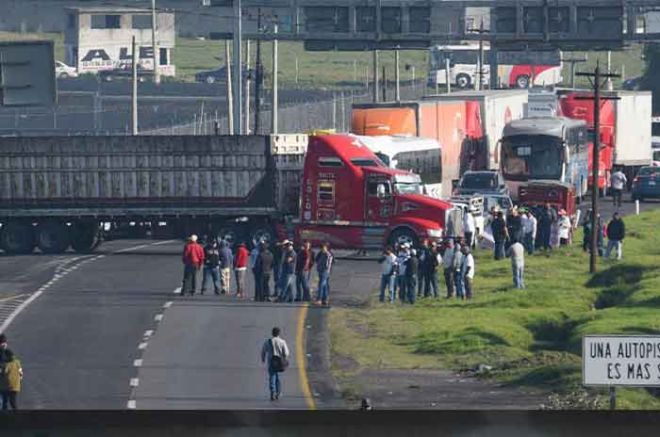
(133, 359), (143, 367)
(163, 301), (172, 308)
(138, 342), (148, 350)
(130, 378), (139, 387)
(127, 400), (136, 409)
(154, 314), (163, 322)
(173, 287), (181, 295)
(0, 241), (171, 332)
(151, 239), (177, 246)
(143, 330), (154, 338)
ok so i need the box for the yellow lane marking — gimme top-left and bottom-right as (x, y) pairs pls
(0, 293), (30, 304)
(296, 304), (317, 410)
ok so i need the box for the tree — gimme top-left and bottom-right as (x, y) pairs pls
(641, 43), (660, 114)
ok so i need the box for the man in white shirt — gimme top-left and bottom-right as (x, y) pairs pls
(441, 239), (456, 298)
(521, 209), (537, 255)
(610, 169), (627, 208)
(378, 246), (398, 303)
(463, 209), (476, 249)
(506, 241), (525, 289)
(460, 245), (475, 300)
(261, 327), (290, 401)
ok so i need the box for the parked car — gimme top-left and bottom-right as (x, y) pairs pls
(55, 60), (78, 79)
(194, 65), (254, 84)
(98, 66), (151, 82)
(631, 166), (660, 201)
(622, 76), (642, 91)
(454, 170), (508, 196)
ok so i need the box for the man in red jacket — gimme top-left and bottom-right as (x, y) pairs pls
(182, 234), (205, 296)
(234, 242), (249, 299)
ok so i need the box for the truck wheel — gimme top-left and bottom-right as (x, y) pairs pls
(250, 225), (275, 248)
(0, 222), (35, 254)
(515, 75), (530, 89)
(36, 221), (70, 254)
(388, 228), (419, 249)
(456, 74), (471, 89)
(71, 222), (100, 253)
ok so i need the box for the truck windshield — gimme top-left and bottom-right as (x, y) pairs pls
(394, 182), (423, 195)
(460, 173), (497, 190)
(501, 135), (563, 180)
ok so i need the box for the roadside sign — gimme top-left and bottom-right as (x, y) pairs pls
(0, 40), (56, 107)
(583, 335), (660, 387)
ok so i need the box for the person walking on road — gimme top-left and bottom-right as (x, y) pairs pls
(378, 246), (398, 303)
(260, 327), (290, 401)
(315, 243), (334, 306)
(250, 243), (262, 300)
(461, 245), (474, 300)
(442, 239), (456, 298)
(521, 209), (537, 255)
(181, 235), (204, 296)
(277, 242), (297, 303)
(234, 242), (249, 299)
(610, 168), (627, 208)
(506, 240), (526, 289)
(1, 349), (22, 410)
(201, 239), (221, 295)
(295, 242), (315, 302)
(491, 211), (508, 260)
(258, 242), (274, 301)
(605, 212), (626, 260)
(218, 240), (233, 295)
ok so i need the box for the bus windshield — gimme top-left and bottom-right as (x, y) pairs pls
(501, 135), (563, 180)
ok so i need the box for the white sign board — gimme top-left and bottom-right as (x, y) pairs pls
(583, 335), (660, 387)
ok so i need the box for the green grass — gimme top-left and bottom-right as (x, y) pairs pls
(329, 209), (660, 409)
(561, 44), (645, 88)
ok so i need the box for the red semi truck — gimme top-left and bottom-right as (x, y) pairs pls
(0, 134), (455, 254)
(558, 90), (653, 192)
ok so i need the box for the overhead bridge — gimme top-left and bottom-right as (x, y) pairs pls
(207, 0), (660, 51)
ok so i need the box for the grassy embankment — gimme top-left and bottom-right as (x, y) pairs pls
(330, 208), (660, 409)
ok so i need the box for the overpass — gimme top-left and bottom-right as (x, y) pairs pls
(207, 0), (660, 51)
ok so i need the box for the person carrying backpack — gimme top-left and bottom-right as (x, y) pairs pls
(260, 327), (290, 401)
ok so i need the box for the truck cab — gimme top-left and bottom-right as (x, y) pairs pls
(296, 135), (453, 249)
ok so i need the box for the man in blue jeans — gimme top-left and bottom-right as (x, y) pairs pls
(260, 327), (290, 401)
(277, 241), (297, 302)
(378, 246), (398, 303)
(315, 243), (334, 306)
(491, 211), (509, 260)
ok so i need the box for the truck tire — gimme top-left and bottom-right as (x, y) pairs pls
(0, 222), (35, 255)
(515, 75), (530, 89)
(71, 222), (100, 253)
(456, 74), (471, 89)
(388, 227), (419, 249)
(250, 225), (275, 248)
(36, 221), (71, 254)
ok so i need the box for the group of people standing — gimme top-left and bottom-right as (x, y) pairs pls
(181, 235), (335, 306)
(379, 238), (475, 304)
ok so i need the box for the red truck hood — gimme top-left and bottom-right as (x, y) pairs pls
(399, 193), (453, 210)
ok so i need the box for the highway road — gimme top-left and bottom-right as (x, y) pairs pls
(0, 240), (380, 410)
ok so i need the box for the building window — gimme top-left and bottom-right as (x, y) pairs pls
(409, 7), (431, 33)
(91, 14), (121, 29)
(159, 48), (168, 65)
(67, 14), (76, 29)
(356, 7), (376, 32)
(132, 15), (152, 29)
(381, 7), (402, 33)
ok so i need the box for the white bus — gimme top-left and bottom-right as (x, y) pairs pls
(428, 44), (563, 90)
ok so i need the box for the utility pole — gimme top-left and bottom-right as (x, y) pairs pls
(373, 50), (380, 102)
(575, 62), (620, 274)
(232, 0), (243, 134)
(225, 40), (234, 134)
(445, 57), (451, 93)
(254, 8), (262, 134)
(394, 46), (400, 102)
(467, 20), (489, 90)
(607, 51), (613, 91)
(272, 22), (278, 134)
(151, 0), (160, 84)
(245, 39), (250, 134)
(563, 55), (588, 88)
(382, 65), (386, 102)
(131, 36), (138, 135)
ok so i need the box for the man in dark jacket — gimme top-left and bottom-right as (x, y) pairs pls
(315, 243), (334, 306)
(424, 242), (440, 298)
(218, 240), (233, 295)
(605, 212), (625, 260)
(491, 211), (508, 260)
(405, 250), (419, 304)
(506, 208), (524, 247)
(416, 239), (430, 297)
(258, 242), (274, 301)
(278, 242), (297, 303)
(538, 203), (557, 252)
(582, 209), (604, 256)
(295, 241), (315, 302)
(201, 239), (221, 295)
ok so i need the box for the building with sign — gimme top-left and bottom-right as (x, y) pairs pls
(64, 7), (176, 76)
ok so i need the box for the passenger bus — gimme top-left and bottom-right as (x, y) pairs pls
(428, 44), (562, 90)
(500, 117), (589, 200)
